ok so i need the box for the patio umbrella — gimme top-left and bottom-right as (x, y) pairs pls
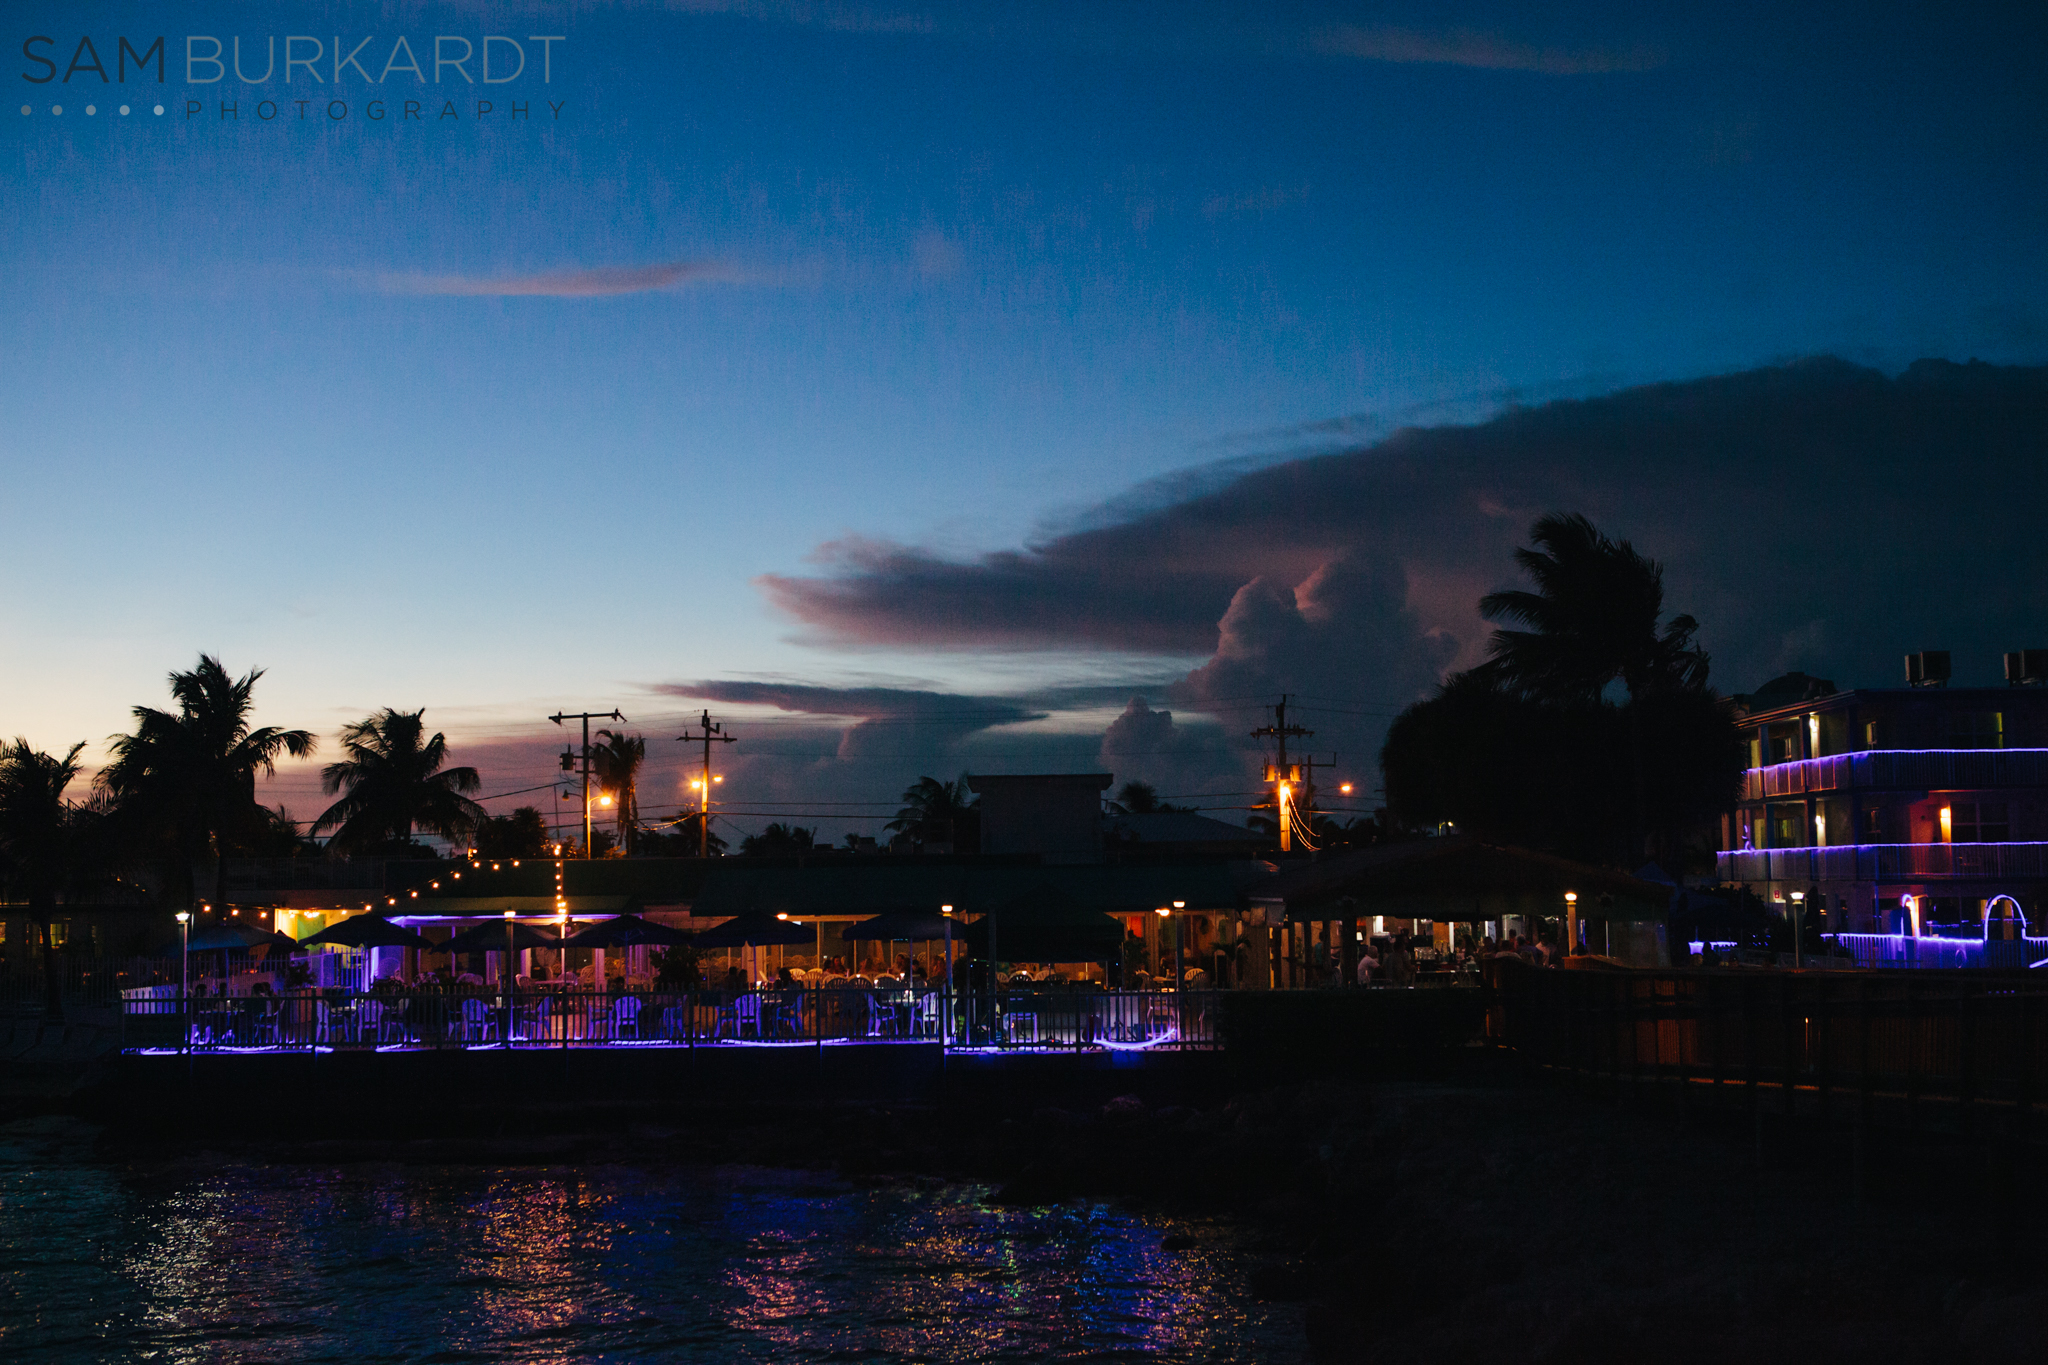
(182, 923), (300, 952)
(962, 887), (1123, 962)
(559, 914), (695, 949)
(691, 911), (815, 948)
(841, 909), (951, 942)
(441, 920), (562, 954)
(297, 914), (436, 951)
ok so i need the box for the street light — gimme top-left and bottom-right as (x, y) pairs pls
(1789, 891), (1806, 969)
(1564, 890), (1578, 956)
(175, 911), (190, 1052)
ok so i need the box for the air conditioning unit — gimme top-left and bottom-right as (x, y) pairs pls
(1905, 650), (1951, 688)
(2005, 649), (2048, 686)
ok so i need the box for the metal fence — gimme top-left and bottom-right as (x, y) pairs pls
(1741, 749), (2048, 801)
(119, 985), (1225, 1054)
(0, 955), (182, 1012)
(1487, 960), (2048, 1139)
(1717, 842), (2048, 883)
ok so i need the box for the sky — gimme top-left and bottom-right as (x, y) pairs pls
(4, 1), (2046, 845)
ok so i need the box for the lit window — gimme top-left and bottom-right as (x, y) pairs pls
(49, 922), (67, 949)
(1944, 712), (2005, 750)
(1952, 802), (2010, 842)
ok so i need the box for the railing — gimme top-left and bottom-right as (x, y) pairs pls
(1717, 842), (2048, 883)
(0, 955), (186, 1012)
(119, 985), (1226, 1054)
(1742, 748), (2048, 801)
(1487, 960), (2048, 1139)
(1829, 933), (2048, 971)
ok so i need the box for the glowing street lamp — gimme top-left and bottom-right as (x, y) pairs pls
(1564, 890), (1578, 955)
(175, 911), (190, 1051)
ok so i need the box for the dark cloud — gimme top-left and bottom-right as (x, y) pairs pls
(762, 358), (2048, 783)
(655, 680), (1044, 761)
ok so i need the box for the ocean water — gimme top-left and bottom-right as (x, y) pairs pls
(0, 1119), (1304, 1363)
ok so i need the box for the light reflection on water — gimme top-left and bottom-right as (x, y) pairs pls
(0, 1120), (1302, 1363)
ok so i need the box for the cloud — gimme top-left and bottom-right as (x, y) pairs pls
(1312, 24), (1663, 74)
(656, 679), (1044, 761)
(760, 357), (2048, 779)
(373, 259), (733, 298)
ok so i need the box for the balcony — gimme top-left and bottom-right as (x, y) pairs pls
(1717, 842), (2048, 884)
(1740, 748), (2048, 800)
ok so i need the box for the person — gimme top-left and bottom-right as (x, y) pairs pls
(1356, 941), (1379, 985)
(724, 963), (745, 993)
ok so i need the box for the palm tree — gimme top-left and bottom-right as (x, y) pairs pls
(1478, 513), (1714, 860)
(0, 739), (85, 1017)
(100, 655), (317, 909)
(592, 729), (645, 854)
(312, 709), (485, 855)
(740, 822), (816, 855)
(1477, 512), (1708, 704)
(886, 775), (979, 851)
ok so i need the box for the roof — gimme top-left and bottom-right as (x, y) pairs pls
(689, 860), (1273, 918)
(1104, 811), (1267, 846)
(1249, 837), (1672, 921)
(385, 895), (639, 919)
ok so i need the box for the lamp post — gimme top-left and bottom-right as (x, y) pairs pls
(941, 905), (954, 1045)
(1789, 891), (1805, 969)
(1564, 891), (1578, 958)
(503, 909), (517, 1041)
(175, 911), (190, 1052)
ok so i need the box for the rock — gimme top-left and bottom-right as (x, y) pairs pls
(1101, 1094), (1146, 1122)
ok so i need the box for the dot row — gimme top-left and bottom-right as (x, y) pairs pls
(19, 104), (167, 117)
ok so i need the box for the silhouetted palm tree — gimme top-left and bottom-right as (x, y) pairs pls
(887, 775), (978, 851)
(0, 739), (85, 1017)
(593, 729), (645, 854)
(1478, 512), (1709, 704)
(740, 822), (816, 855)
(1478, 513), (1713, 859)
(100, 656), (316, 909)
(312, 709), (485, 855)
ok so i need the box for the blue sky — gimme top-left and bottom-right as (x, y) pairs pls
(5, 2), (2046, 841)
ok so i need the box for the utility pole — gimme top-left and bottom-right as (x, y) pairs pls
(550, 709), (624, 858)
(1251, 695), (1314, 852)
(676, 710), (737, 858)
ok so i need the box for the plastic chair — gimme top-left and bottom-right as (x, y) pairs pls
(459, 997), (493, 1043)
(605, 996), (642, 1040)
(913, 992), (940, 1038)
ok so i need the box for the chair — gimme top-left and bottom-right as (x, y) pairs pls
(597, 996), (641, 1041)
(863, 993), (896, 1038)
(913, 992), (940, 1038)
(1003, 1011), (1039, 1045)
(458, 997), (493, 1043)
(355, 999), (384, 1045)
(660, 1004), (692, 1042)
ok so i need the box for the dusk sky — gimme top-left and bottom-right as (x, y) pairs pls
(6, 2), (2046, 842)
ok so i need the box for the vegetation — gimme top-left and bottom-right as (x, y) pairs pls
(473, 806), (549, 859)
(99, 655), (317, 908)
(887, 775), (979, 852)
(740, 822), (817, 856)
(592, 730), (646, 853)
(1381, 514), (1742, 868)
(1107, 780), (1193, 815)
(0, 738), (88, 1014)
(312, 709), (486, 856)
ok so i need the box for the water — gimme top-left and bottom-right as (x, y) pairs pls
(0, 1119), (1304, 1363)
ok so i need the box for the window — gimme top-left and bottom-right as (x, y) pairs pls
(1864, 806), (1885, 838)
(1769, 806), (1805, 847)
(48, 921), (66, 949)
(1767, 723), (1801, 764)
(1944, 711), (2005, 750)
(1864, 720), (1880, 749)
(1952, 802), (2011, 842)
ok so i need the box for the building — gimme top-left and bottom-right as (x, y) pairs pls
(1716, 652), (2048, 948)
